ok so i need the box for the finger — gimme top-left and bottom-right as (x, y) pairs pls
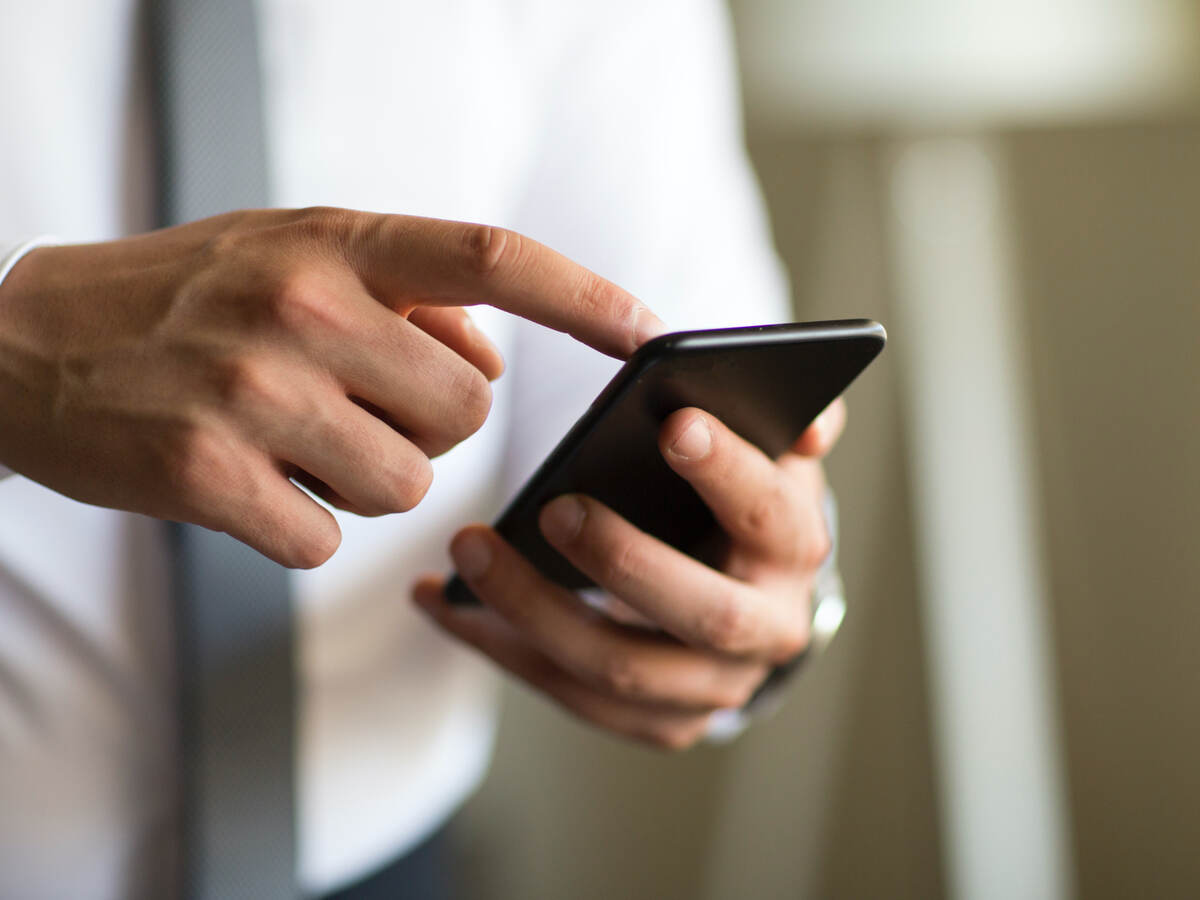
(446, 527), (768, 710)
(216, 455), (342, 569)
(352, 215), (668, 359)
(659, 408), (803, 562)
(270, 393), (434, 517)
(414, 578), (715, 751)
(303, 283), (494, 457)
(289, 469), (373, 517)
(221, 355), (438, 515)
(539, 495), (809, 662)
(791, 398), (847, 458)
(770, 455), (834, 577)
(407, 306), (505, 381)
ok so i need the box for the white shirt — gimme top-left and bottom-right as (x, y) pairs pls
(0, 1), (788, 897)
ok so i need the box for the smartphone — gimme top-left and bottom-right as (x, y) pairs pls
(445, 318), (886, 605)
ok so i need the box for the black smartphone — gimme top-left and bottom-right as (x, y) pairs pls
(445, 318), (886, 605)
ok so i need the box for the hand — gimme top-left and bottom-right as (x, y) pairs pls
(414, 399), (846, 749)
(0, 208), (665, 567)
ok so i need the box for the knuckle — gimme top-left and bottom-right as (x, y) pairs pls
(684, 719), (713, 747)
(420, 362), (493, 455)
(773, 613), (812, 663)
(384, 453), (434, 512)
(466, 369), (493, 426)
(451, 366), (493, 438)
(262, 269), (342, 335)
(572, 270), (630, 324)
(737, 485), (790, 544)
(291, 205), (358, 244)
(598, 539), (643, 596)
(202, 223), (251, 262)
(698, 591), (755, 656)
(594, 652), (646, 699)
(464, 224), (522, 280)
(648, 724), (702, 753)
(715, 678), (758, 710)
(801, 520), (834, 571)
(347, 424), (434, 514)
(213, 353), (278, 410)
(163, 420), (232, 509)
(285, 527), (340, 569)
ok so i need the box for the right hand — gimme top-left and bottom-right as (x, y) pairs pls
(0, 208), (665, 567)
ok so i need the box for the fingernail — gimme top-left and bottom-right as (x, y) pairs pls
(541, 495), (586, 543)
(632, 306), (669, 349)
(669, 416), (712, 460)
(451, 532), (491, 579)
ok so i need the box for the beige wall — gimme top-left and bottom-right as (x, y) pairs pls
(455, 13), (1200, 900)
(1011, 118), (1200, 899)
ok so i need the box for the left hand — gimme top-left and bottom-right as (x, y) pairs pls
(413, 398), (847, 750)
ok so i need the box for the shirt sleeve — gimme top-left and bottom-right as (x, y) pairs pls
(500, 0), (792, 491)
(0, 236), (59, 482)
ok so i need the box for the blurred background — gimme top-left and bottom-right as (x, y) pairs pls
(2, 3), (1195, 897)
(455, 1), (1200, 898)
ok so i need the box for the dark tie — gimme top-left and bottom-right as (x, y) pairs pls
(150, 1), (297, 897)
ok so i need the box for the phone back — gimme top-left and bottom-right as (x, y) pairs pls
(447, 320), (885, 602)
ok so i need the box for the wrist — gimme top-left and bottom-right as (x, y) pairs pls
(0, 237), (60, 481)
(0, 236), (59, 294)
(0, 237), (59, 339)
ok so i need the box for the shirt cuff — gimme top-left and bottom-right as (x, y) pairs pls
(0, 235), (59, 482)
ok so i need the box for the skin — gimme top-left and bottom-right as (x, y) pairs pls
(414, 396), (847, 751)
(0, 206), (665, 567)
(0, 203), (844, 748)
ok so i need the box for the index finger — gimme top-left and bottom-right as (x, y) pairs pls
(352, 215), (668, 359)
